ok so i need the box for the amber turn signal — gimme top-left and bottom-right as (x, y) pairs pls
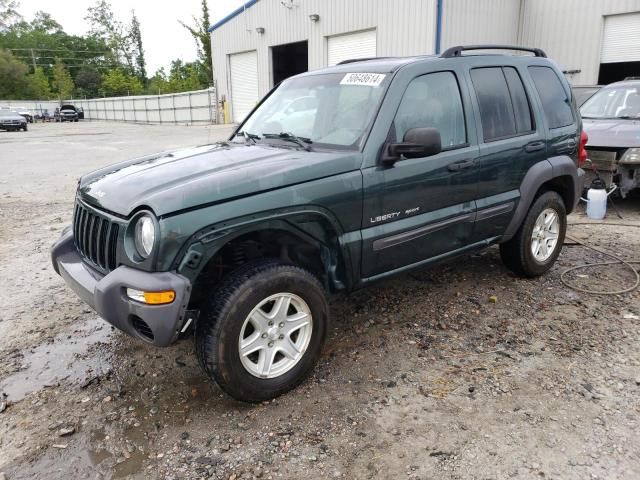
(126, 288), (175, 305)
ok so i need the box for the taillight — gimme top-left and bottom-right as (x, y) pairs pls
(578, 130), (588, 167)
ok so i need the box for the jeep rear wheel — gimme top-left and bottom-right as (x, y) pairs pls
(195, 259), (328, 402)
(500, 191), (567, 277)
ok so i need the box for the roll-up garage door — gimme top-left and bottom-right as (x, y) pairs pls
(601, 13), (640, 63)
(327, 30), (376, 66)
(229, 50), (258, 123)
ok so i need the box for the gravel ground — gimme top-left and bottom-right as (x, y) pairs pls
(1, 122), (639, 480)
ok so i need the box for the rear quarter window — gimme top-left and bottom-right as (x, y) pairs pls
(528, 66), (574, 129)
(470, 66), (534, 142)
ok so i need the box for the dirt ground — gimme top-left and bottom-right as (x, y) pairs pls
(1, 122), (639, 480)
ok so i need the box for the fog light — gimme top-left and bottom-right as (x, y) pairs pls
(126, 288), (175, 305)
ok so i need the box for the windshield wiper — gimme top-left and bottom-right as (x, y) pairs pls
(262, 132), (313, 151)
(236, 130), (260, 144)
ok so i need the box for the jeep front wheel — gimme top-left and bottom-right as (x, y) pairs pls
(195, 259), (328, 402)
(499, 191), (567, 277)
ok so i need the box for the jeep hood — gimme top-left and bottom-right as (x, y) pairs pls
(78, 143), (361, 216)
(583, 119), (640, 148)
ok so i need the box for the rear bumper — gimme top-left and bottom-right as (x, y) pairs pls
(51, 228), (191, 346)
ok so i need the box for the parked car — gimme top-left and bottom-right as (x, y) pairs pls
(580, 79), (640, 197)
(36, 109), (52, 122)
(572, 85), (602, 107)
(0, 110), (28, 131)
(51, 45), (584, 402)
(13, 106), (34, 123)
(55, 104), (79, 122)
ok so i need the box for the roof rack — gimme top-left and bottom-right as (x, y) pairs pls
(337, 57), (394, 65)
(440, 45), (547, 58)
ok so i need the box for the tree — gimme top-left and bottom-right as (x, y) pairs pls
(75, 66), (101, 97)
(179, 0), (212, 85)
(146, 67), (168, 94)
(128, 10), (146, 81)
(0, 48), (28, 98)
(25, 66), (51, 98)
(85, 0), (134, 71)
(30, 11), (62, 33)
(101, 69), (142, 96)
(165, 59), (206, 92)
(0, 0), (21, 31)
(51, 58), (74, 99)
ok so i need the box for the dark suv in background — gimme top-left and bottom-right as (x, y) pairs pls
(52, 45), (584, 402)
(55, 104), (80, 122)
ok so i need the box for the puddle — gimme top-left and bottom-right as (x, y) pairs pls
(0, 317), (113, 402)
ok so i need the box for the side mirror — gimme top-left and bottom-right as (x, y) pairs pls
(383, 127), (442, 165)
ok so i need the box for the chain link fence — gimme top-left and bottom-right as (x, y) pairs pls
(1, 87), (220, 125)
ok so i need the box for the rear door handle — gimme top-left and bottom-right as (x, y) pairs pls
(525, 141), (545, 153)
(447, 159), (476, 171)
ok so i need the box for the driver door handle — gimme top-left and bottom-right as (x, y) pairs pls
(448, 159), (476, 171)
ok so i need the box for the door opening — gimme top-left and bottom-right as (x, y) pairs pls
(598, 61), (640, 84)
(272, 41), (308, 86)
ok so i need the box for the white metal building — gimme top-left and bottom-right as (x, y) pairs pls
(209, 0), (640, 122)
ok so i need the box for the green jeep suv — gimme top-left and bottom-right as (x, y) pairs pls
(52, 45), (585, 402)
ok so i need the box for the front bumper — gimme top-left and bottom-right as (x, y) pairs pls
(51, 228), (191, 346)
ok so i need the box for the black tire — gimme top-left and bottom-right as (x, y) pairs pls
(500, 191), (566, 277)
(196, 259), (329, 402)
(23, 124), (27, 131)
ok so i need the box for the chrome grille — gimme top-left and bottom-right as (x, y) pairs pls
(72, 202), (119, 271)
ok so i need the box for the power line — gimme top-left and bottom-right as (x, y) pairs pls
(7, 47), (111, 54)
(27, 63), (126, 69)
(13, 56), (110, 61)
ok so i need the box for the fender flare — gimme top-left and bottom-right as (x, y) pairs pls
(173, 207), (355, 291)
(502, 156), (581, 241)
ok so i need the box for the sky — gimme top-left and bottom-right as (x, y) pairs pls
(19, 0), (246, 73)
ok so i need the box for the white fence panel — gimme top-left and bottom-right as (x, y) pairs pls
(2, 86), (218, 124)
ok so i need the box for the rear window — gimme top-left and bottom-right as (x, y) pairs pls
(528, 66), (574, 129)
(470, 66), (534, 142)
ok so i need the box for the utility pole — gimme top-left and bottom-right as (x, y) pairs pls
(30, 48), (37, 72)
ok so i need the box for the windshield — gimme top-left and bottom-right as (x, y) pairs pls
(0, 111), (16, 117)
(236, 72), (389, 149)
(581, 85), (640, 119)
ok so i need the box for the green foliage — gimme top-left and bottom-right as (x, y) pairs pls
(0, 1), (210, 100)
(129, 10), (146, 81)
(179, 0), (212, 85)
(75, 66), (102, 98)
(146, 67), (168, 94)
(0, 48), (27, 98)
(0, 0), (21, 31)
(25, 66), (51, 98)
(101, 69), (143, 97)
(51, 58), (74, 99)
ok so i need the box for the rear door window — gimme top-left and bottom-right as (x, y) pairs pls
(528, 66), (574, 129)
(471, 67), (536, 142)
(503, 67), (534, 133)
(470, 67), (516, 141)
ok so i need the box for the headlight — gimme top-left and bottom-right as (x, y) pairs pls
(620, 148), (640, 164)
(134, 214), (156, 258)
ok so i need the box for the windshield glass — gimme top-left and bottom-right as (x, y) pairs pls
(581, 84), (640, 119)
(237, 72), (389, 149)
(0, 111), (16, 117)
